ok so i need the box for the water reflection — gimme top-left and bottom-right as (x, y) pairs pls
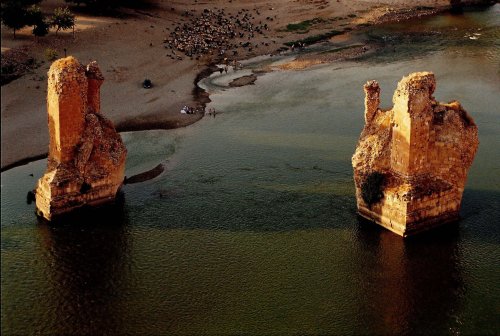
(356, 220), (463, 335)
(35, 196), (131, 335)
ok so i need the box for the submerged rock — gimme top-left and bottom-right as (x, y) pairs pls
(35, 56), (127, 221)
(352, 72), (478, 237)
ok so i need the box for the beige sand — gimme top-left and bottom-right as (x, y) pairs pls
(1, 0), (454, 170)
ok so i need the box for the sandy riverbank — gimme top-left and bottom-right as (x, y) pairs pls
(0, 0), (483, 170)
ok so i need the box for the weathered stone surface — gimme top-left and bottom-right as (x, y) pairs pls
(35, 56), (126, 220)
(352, 72), (478, 237)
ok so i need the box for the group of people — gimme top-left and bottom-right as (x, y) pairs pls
(290, 42), (306, 52)
(206, 108), (217, 117)
(217, 59), (243, 74)
(180, 105), (204, 114)
(164, 7), (275, 60)
(180, 106), (217, 117)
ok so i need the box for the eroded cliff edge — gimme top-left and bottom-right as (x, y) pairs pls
(352, 72), (478, 237)
(35, 57), (126, 220)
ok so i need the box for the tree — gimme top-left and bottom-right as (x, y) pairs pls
(24, 5), (48, 37)
(32, 18), (49, 37)
(50, 7), (74, 35)
(1, 0), (41, 38)
(25, 4), (42, 25)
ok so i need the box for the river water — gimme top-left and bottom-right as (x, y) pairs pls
(2, 6), (499, 335)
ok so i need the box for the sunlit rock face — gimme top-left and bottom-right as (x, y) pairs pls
(352, 72), (478, 237)
(35, 57), (126, 221)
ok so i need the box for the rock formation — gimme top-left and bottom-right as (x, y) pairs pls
(352, 72), (478, 237)
(35, 56), (127, 220)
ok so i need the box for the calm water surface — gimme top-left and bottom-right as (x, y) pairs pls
(2, 6), (499, 335)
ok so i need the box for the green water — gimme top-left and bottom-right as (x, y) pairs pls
(2, 6), (499, 335)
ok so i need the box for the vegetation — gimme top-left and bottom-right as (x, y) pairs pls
(45, 47), (58, 61)
(286, 20), (313, 32)
(285, 18), (325, 32)
(50, 7), (74, 35)
(361, 172), (385, 207)
(27, 5), (49, 37)
(32, 17), (49, 37)
(1, 0), (42, 38)
(26, 4), (43, 26)
(1, 1), (75, 38)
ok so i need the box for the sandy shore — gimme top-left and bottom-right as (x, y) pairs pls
(0, 0), (474, 170)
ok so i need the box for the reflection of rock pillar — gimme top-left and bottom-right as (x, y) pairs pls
(86, 61), (103, 114)
(47, 57), (87, 163)
(36, 209), (128, 335)
(364, 80), (380, 124)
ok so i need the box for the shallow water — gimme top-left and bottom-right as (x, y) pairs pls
(2, 6), (500, 335)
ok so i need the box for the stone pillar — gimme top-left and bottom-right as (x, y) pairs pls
(352, 71), (478, 237)
(35, 56), (127, 221)
(364, 80), (380, 124)
(390, 72), (434, 176)
(86, 61), (104, 114)
(47, 57), (87, 163)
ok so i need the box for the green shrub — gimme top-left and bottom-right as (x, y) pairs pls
(45, 48), (58, 61)
(50, 7), (74, 34)
(361, 172), (385, 206)
(1, 0), (42, 38)
(286, 20), (313, 32)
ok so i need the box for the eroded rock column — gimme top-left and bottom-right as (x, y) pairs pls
(352, 72), (478, 237)
(35, 56), (127, 221)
